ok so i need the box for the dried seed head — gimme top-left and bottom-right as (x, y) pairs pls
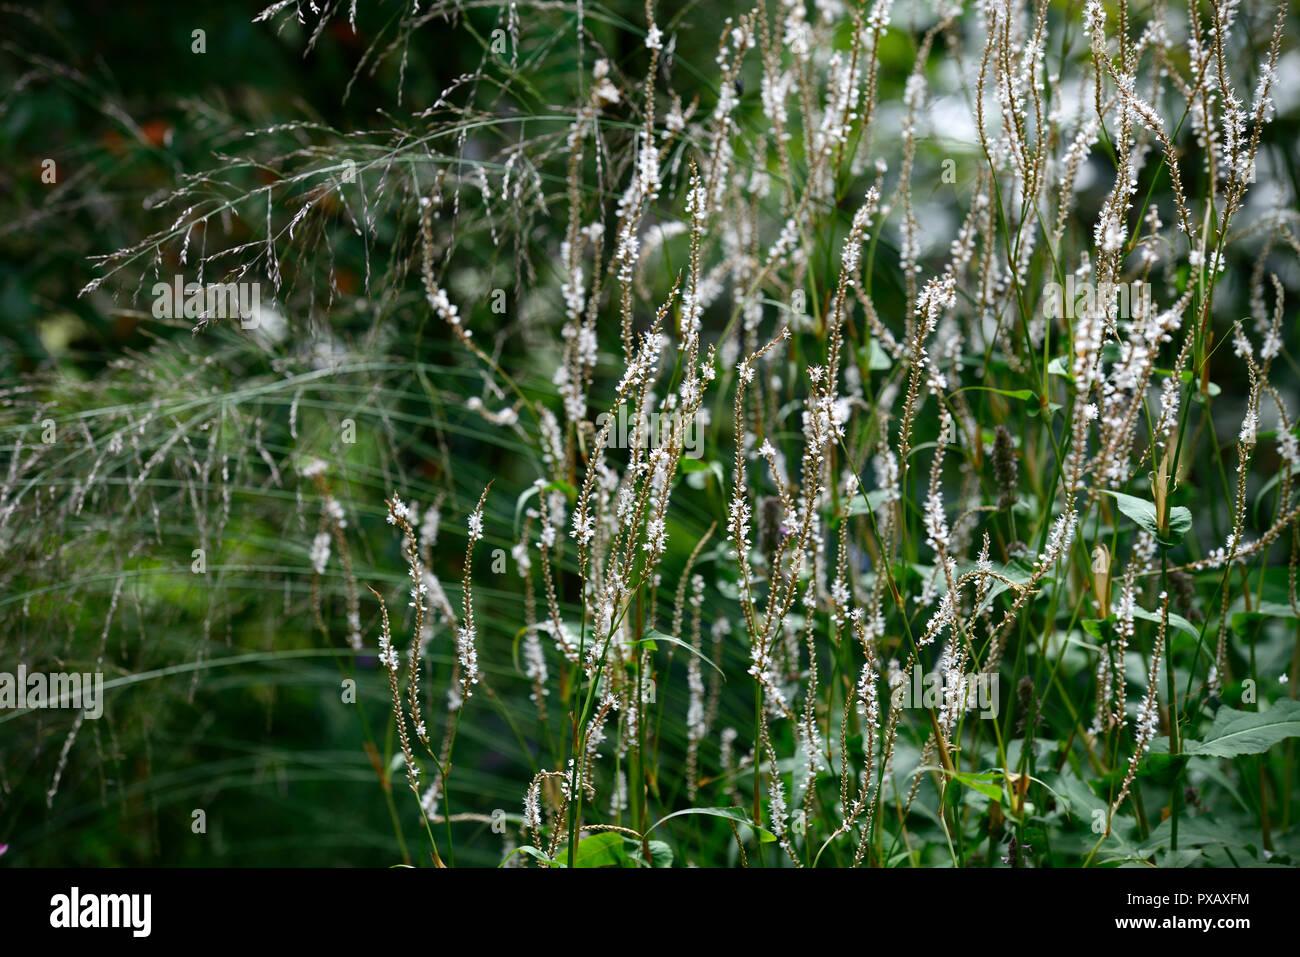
(1015, 675), (1038, 736)
(1168, 569), (1201, 623)
(992, 426), (1018, 509)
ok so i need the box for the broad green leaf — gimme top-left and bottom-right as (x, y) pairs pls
(1139, 814), (1243, 853)
(1050, 768), (1139, 858)
(1186, 700), (1300, 758)
(846, 487), (896, 517)
(1106, 490), (1159, 533)
(1086, 607), (1197, 642)
(1168, 506), (1192, 536)
(1105, 490), (1190, 543)
(959, 559), (1032, 613)
(626, 838), (674, 868)
(1230, 600), (1299, 634)
(952, 770), (1004, 801)
(571, 831), (629, 868)
(1159, 849), (1205, 867)
(1052, 765), (1106, 823)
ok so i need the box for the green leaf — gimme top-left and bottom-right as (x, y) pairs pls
(1186, 700), (1300, 758)
(1105, 490), (1190, 543)
(1230, 600), (1299, 634)
(571, 831), (629, 868)
(1129, 605), (1199, 641)
(1139, 748), (1190, 779)
(1081, 617), (1105, 641)
(1086, 607), (1197, 642)
(951, 770), (1004, 801)
(514, 479), (576, 534)
(1139, 814), (1242, 853)
(1178, 368), (1221, 398)
(1158, 849), (1205, 867)
(968, 560), (1032, 613)
(1046, 355), (1073, 380)
(503, 845), (556, 867)
(1168, 506), (1192, 536)
(846, 487), (895, 517)
(638, 630), (725, 678)
(955, 385), (1037, 402)
(678, 456), (713, 473)
(680, 457), (725, 489)
(626, 838), (674, 868)
(1052, 766), (1106, 823)
(1105, 490), (1158, 533)
(646, 806), (777, 844)
(867, 338), (892, 371)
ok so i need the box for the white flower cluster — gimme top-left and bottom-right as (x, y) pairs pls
(427, 285), (466, 336)
(457, 623), (480, 694)
(309, 531), (330, 575)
